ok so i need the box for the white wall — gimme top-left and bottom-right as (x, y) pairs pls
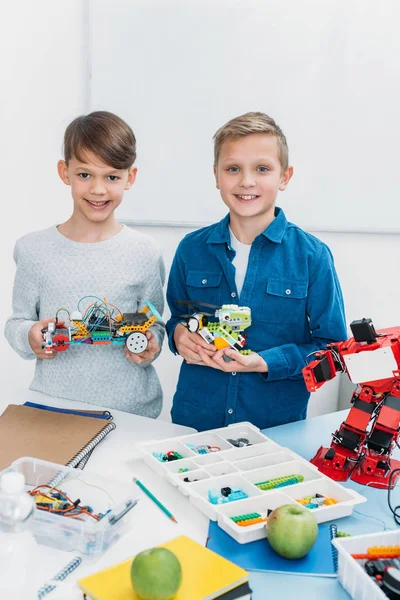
(90, 0), (400, 233)
(0, 1), (86, 386)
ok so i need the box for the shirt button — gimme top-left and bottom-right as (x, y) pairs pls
(232, 372), (237, 376)
(285, 289), (291, 295)
(231, 292), (236, 298)
(202, 279), (207, 284)
(227, 408), (234, 415)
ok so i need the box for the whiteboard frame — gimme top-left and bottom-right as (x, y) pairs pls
(120, 219), (400, 235)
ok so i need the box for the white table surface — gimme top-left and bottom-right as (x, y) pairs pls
(0, 387), (209, 598)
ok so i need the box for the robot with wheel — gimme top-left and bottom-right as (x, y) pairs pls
(178, 300), (252, 357)
(41, 297), (162, 356)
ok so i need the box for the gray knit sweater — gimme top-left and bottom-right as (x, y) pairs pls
(4, 225), (165, 416)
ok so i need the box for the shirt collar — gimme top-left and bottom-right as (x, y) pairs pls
(207, 207), (288, 245)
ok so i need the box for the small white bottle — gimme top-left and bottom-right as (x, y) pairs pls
(0, 471), (37, 600)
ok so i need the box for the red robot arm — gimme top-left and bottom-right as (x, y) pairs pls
(302, 318), (400, 488)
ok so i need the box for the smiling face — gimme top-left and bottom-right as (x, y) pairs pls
(214, 133), (293, 226)
(57, 151), (137, 225)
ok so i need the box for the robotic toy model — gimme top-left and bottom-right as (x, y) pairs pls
(178, 300), (252, 356)
(42, 296), (161, 355)
(303, 318), (400, 488)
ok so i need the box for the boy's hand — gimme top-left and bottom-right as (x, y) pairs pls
(196, 346), (268, 373)
(125, 331), (160, 365)
(28, 318), (59, 359)
(173, 323), (216, 364)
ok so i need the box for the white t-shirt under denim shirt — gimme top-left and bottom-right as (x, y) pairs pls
(229, 227), (252, 298)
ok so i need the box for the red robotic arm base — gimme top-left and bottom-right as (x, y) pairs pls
(302, 318), (400, 489)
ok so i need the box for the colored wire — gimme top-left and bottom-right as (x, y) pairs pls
(78, 295), (104, 314)
(56, 308), (71, 321)
(29, 485), (100, 521)
(104, 297), (112, 336)
(44, 475), (115, 504)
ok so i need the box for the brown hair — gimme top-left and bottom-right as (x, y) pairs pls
(213, 111), (289, 170)
(63, 111), (136, 169)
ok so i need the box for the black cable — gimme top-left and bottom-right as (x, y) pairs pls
(388, 468), (400, 526)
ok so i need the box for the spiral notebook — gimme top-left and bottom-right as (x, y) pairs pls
(207, 521), (338, 578)
(0, 403), (116, 471)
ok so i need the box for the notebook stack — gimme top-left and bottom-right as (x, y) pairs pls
(0, 402), (115, 471)
(78, 535), (252, 599)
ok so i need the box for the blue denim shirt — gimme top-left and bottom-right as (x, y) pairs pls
(166, 207), (347, 432)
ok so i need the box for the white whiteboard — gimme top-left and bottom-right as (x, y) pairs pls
(89, 0), (400, 232)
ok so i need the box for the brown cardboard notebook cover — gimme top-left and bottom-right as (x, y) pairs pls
(0, 404), (113, 470)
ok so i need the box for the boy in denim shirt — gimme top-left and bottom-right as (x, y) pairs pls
(166, 112), (346, 431)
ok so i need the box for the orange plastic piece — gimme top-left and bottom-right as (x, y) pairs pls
(119, 315), (157, 335)
(323, 497), (338, 505)
(368, 545), (400, 557)
(237, 517), (268, 527)
(214, 338), (230, 350)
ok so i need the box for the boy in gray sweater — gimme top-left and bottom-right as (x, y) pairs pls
(5, 111), (165, 416)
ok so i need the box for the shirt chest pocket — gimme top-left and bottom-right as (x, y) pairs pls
(186, 270), (222, 306)
(262, 278), (308, 324)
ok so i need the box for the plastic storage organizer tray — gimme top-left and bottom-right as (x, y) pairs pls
(333, 530), (400, 600)
(3, 457), (138, 555)
(136, 422), (366, 544)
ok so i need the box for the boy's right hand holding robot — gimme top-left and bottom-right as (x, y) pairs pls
(28, 318), (64, 360)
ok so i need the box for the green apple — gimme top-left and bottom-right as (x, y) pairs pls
(130, 547), (182, 600)
(267, 504), (318, 559)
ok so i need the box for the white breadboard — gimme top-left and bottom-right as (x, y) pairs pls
(136, 422), (366, 544)
(333, 530), (400, 600)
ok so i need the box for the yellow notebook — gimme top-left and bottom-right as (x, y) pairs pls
(78, 535), (248, 600)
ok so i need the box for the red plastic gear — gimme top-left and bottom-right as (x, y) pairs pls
(52, 333), (70, 352)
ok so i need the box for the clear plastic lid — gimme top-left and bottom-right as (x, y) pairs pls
(0, 471), (25, 494)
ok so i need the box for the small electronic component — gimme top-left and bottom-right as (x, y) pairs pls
(186, 443), (221, 454)
(227, 438), (251, 447)
(296, 493), (337, 509)
(208, 487), (248, 504)
(152, 451), (183, 462)
(381, 566), (400, 599)
(362, 560), (400, 598)
(29, 485), (102, 521)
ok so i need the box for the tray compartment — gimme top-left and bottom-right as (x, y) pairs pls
(235, 450), (300, 471)
(189, 473), (263, 520)
(215, 423), (272, 447)
(204, 463), (239, 477)
(226, 441), (282, 462)
(179, 431), (233, 453)
(217, 491), (297, 544)
(283, 478), (366, 523)
(242, 460), (323, 492)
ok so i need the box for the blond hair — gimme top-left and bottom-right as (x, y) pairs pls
(213, 112), (289, 170)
